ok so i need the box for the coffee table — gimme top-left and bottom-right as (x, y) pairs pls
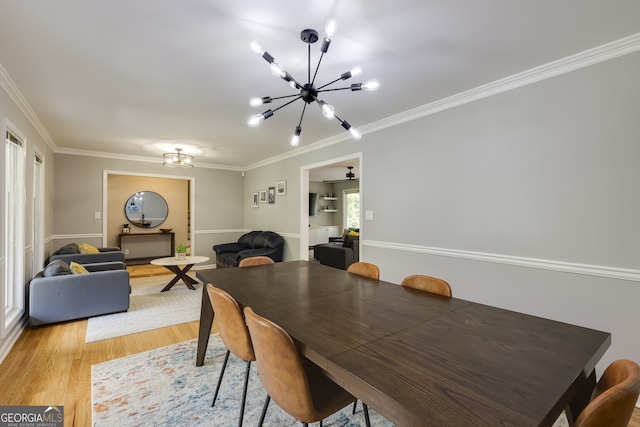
(150, 255), (209, 292)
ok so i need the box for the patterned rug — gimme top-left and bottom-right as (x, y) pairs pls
(92, 334), (387, 426)
(85, 275), (201, 343)
(92, 335), (570, 427)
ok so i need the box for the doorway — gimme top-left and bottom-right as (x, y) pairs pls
(299, 154), (362, 260)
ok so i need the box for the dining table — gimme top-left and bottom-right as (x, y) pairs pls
(196, 260), (611, 427)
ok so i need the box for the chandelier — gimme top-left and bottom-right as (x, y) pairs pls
(162, 148), (194, 168)
(247, 18), (380, 146)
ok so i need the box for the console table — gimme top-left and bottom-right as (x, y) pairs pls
(118, 232), (174, 264)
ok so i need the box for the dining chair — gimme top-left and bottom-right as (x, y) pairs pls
(243, 306), (371, 427)
(346, 261), (380, 280)
(206, 284), (255, 427)
(400, 274), (452, 297)
(238, 256), (275, 267)
(573, 359), (640, 427)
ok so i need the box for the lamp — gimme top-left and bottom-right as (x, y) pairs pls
(162, 148), (194, 168)
(248, 18), (379, 146)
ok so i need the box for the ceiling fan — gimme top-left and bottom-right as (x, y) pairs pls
(323, 166), (357, 183)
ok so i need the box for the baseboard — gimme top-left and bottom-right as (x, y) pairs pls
(0, 315), (27, 366)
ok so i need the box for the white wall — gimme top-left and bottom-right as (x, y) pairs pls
(244, 51), (640, 376)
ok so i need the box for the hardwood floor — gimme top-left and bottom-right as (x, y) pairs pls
(1, 263), (639, 427)
(0, 318), (201, 426)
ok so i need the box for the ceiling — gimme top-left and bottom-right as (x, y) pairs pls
(1, 1), (639, 170)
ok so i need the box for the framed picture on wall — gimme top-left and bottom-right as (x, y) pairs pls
(268, 187), (276, 204)
(259, 189), (267, 203)
(276, 180), (286, 196)
(252, 192), (259, 208)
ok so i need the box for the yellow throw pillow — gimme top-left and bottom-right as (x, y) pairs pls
(78, 243), (100, 254)
(348, 230), (359, 236)
(69, 262), (89, 274)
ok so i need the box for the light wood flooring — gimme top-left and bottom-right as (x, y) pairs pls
(0, 264), (638, 427)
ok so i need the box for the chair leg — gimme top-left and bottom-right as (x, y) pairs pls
(362, 403), (371, 427)
(238, 361), (251, 427)
(258, 394), (271, 427)
(212, 350), (230, 407)
(352, 400), (358, 414)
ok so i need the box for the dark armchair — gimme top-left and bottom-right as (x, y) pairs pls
(313, 235), (359, 270)
(213, 231), (285, 268)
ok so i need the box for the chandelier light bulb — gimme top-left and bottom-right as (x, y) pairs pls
(270, 62), (286, 78)
(249, 97), (263, 107)
(362, 79), (380, 91)
(250, 41), (263, 55)
(350, 127), (362, 140)
(350, 66), (363, 77)
(247, 114), (264, 127)
(290, 126), (302, 146)
(325, 19), (337, 38)
(320, 102), (335, 120)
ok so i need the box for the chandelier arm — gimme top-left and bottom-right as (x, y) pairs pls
(316, 86), (354, 93)
(317, 77), (343, 90)
(269, 94), (302, 102)
(311, 52), (325, 86)
(297, 103), (308, 127)
(271, 96), (303, 114)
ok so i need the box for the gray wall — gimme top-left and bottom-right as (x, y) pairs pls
(53, 154), (245, 267)
(243, 51), (640, 375)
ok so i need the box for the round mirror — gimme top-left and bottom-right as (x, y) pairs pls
(124, 191), (168, 229)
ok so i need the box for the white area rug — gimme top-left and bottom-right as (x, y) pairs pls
(85, 275), (201, 343)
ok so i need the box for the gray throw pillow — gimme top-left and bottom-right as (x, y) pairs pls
(43, 260), (72, 276)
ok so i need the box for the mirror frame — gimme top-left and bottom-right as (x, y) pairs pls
(124, 191), (169, 229)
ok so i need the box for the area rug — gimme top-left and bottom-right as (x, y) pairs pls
(85, 275), (202, 343)
(92, 335), (570, 427)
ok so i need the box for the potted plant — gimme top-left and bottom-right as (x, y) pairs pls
(121, 223), (130, 234)
(175, 244), (187, 260)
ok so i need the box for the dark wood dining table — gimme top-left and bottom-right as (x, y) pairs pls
(196, 260), (610, 427)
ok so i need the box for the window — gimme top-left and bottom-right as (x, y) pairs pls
(3, 123), (26, 335)
(344, 189), (360, 230)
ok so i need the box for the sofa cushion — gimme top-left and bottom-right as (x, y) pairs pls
(70, 261), (90, 274)
(43, 260), (72, 276)
(343, 234), (358, 249)
(238, 231), (261, 248)
(78, 243), (100, 254)
(54, 243), (80, 255)
(253, 231), (284, 249)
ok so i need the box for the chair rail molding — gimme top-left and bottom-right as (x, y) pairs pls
(365, 240), (640, 283)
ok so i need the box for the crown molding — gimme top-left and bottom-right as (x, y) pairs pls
(3, 33), (639, 171)
(0, 63), (56, 152)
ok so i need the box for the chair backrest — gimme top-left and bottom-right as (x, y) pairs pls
(206, 284), (254, 362)
(239, 256), (275, 267)
(346, 262), (380, 280)
(574, 359), (640, 427)
(243, 307), (316, 422)
(401, 274), (452, 297)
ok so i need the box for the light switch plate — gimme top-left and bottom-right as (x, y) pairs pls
(365, 210), (373, 221)
(94, 211), (101, 219)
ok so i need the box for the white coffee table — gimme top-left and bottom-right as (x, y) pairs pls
(150, 255), (209, 292)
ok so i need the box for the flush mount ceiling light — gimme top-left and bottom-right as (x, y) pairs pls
(162, 148), (194, 168)
(248, 18), (380, 147)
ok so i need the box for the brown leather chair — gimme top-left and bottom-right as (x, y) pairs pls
(206, 284), (255, 427)
(401, 274), (452, 297)
(238, 256), (275, 267)
(346, 261), (380, 280)
(574, 359), (640, 427)
(243, 307), (371, 427)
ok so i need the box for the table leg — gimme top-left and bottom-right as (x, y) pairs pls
(160, 264), (197, 292)
(565, 369), (597, 426)
(196, 281), (214, 366)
